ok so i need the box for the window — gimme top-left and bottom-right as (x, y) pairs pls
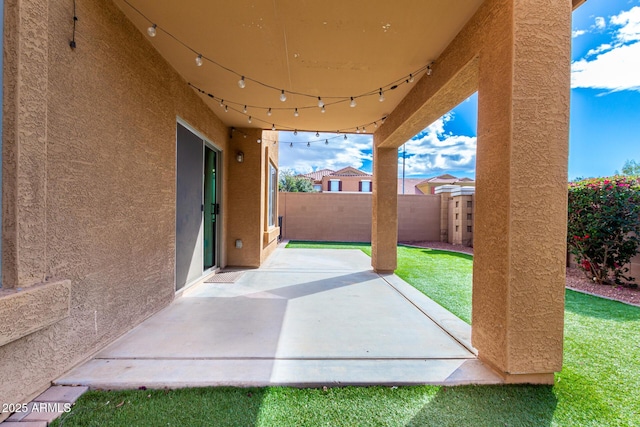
(359, 180), (371, 192)
(313, 184), (322, 192)
(467, 213), (472, 220)
(268, 163), (277, 227)
(329, 180), (341, 192)
(467, 226), (473, 232)
(467, 201), (473, 208)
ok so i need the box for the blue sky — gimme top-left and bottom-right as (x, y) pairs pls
(279, 0), (640, 180)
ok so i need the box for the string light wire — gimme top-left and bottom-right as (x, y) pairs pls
(123, 0), (433, 107)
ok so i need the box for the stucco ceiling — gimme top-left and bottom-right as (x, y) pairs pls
(115, 0), (484, 134)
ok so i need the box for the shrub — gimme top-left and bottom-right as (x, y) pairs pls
(567, 176), (640, 286)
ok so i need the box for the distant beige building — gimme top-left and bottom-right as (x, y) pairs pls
(416, 174), (476, 195)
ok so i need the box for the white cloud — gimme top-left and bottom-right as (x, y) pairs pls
(399, 116), (476, 176)
(594, 16), (606, 30)
(586, 43), (613, 57)
(278, 132), (373, 174)
(572, 42), (640, 92)
(610, 6), (640, 42)
(572, 29), (587, 38)
(571, 6), (640, 92)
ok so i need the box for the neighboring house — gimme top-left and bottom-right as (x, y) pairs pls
(416, 174), (476, 195)
(297, 169), (335, 192)
(299, 167), (373, 193)
(397, 178), (428, 195)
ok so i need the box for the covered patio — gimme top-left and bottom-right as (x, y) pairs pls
(1, 0), (582, 409)
(56, 247), (501, 388)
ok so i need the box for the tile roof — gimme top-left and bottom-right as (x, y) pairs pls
(330, 166), (371, 177)
(298, 169), (335, 182)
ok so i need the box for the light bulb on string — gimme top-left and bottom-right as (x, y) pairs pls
(427, 65), (432, 76)
(243, 105), (247, 114)
(315, 131), (320, 137)
(147, 24), (157, 37)
(321, 105), (326, 113)
(195, 54), (203, 66)
(378, 88), (385, 102)
(289, 142), (293, 148)
(409, 73), (414, 83)
(307, 142), (310, 147)
(224, 105), (228, 113)
(238, 76), (246, 89)
(280, 90), (287, 102)
(318, 97), (324, 108)
(374, 122), (378, 128)
(294, 108), (299, 117)
(272, 124), (276, 131)
(344, 134), (348, 140)
(267, 108), (272, 116)
(362, 125), (366, 132)
(219, 99), (224, 107)
(247, 116), (252, 124)
(294, 130), (298, 136)
(257, 138), (261, 143)
(350, 97), (357, 108)
(325, 139), (329, 145)
(356, 127), (360, 134)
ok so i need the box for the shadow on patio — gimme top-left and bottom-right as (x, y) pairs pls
(56, 248), (502, 389)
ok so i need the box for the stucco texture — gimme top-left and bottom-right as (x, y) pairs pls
(373, 0), (571, 381)
(0, 0), (238, 405)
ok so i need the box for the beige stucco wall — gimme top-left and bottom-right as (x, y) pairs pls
(0, 0), (274, 407)
(279, 193), (440, 242)
(372, 0), (571, 382)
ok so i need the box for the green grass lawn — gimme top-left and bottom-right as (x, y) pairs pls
(52, 242), (640, 427)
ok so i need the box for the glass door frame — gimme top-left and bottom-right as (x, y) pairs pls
(203, 142), (221, 274)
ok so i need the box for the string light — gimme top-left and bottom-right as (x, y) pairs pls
(187, 83), (386, 136)
(124, 0), (433, 107)
(257, 138), (262, 143)
(238, 76), (246, 88)
(290, 142), (293, 148)
(243, 105), (247, 113)
(318, 97), (324, 108)
(294, 130), (298, 136)
(356, 127), (360, 134)
(307, 142), (310, 147)
(219, 99), (224, 107)
(374, 121), (378, 128)
(325, 139), (329, 145)
(267, 108), (272, 116)
(247, 116), (252, 123)
(272, 124), (276, 131)
(378, 88), (385, 102)
(344, 134), (348, 140)
(321, 105), (326, 113)
(315, 131), (320, 137)
(294, 108), (299, 117)
(350, 97), (357, 108)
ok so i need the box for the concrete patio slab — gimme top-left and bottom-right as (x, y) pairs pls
(55, 249), (502, 388)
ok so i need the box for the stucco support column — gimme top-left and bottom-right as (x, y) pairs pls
(2, 0), (49, 287)
(371, 142), (397, 273)
(472, 0), (571, 383)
